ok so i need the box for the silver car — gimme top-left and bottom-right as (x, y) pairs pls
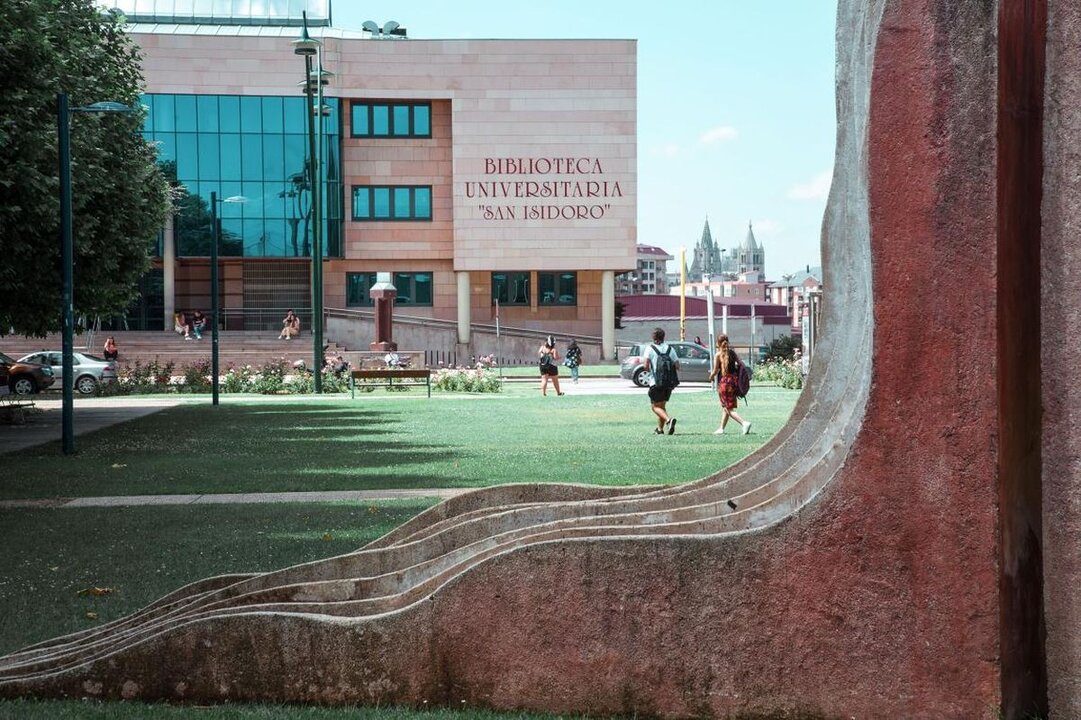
(18, 351), (118, 395)
(619, 341), (712, 387)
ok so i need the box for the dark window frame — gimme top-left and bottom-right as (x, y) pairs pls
(350, 101), (433, 139)
(351, 185), (433, 221)
(346, 271), (434, 307)
(491, 271), (531, 307)
(538, 271), (578, 306)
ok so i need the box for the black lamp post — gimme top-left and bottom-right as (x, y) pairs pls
(208, 192), (246, 406)
(293, 12), (332, 393)
(57, 93), (133, 455)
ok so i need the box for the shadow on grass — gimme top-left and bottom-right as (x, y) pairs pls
(0, 403), (478, 499)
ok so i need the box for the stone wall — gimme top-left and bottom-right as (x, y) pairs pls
(1042, 0), (1081, 715)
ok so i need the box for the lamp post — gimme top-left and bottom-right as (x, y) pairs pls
(293, 12), (332, 393)
(57, 93), (133, 455)
(208, 193), (247, 406)
(703, 272), (715, 360)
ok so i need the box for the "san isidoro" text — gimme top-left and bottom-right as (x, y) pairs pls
(469, 157), (622, 221)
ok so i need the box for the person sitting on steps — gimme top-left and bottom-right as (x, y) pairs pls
(190, 310), (207, 340)
(174, 311), (191, 340)
(279, 309), (301, 340)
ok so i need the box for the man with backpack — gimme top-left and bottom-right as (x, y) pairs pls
(645, 327), (681, 435)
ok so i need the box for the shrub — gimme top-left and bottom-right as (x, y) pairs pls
(765, 335), (801, 362)
(181, 358), (212, 392)
(432, 368), (502, 393)
(753, 359), (804, 390)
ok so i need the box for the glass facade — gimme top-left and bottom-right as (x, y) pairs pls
(346, 272), (433, 306)
(143, 93), (342, 258)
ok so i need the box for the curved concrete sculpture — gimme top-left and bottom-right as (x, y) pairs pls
(1, 0), (1065, 717)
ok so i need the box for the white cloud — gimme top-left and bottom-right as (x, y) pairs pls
(650, 143), (681, 158)
(787, 170), (833, 201)
(699, 126), (738, 144)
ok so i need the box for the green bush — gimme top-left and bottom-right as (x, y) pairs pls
(432, 368), (502, 393)
(765, 335), (801, 361)
(753, 359), (804, 390)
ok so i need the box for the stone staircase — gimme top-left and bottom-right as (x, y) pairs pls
(0, 331), (347, 372)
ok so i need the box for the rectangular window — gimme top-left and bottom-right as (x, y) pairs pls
(350, 101), (433, 138)
(346, 272), (376, 306)
(352, 186), (434, 221)
(393, 272), (433, 306)
(346, 272), (433, 306)
(492, 272), (530, 306)
(538, 272), (577, 306)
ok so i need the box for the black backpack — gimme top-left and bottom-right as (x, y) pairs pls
(736, 362), (751, 399)
(650, 345), (680, 389)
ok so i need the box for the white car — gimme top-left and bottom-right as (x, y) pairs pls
(18, 351), (118, 395)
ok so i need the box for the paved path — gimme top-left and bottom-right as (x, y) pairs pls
(0, 379), (715, 456)
(0, 488), (471, 509)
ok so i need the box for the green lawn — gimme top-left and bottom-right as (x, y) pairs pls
(0, 500), (438, 656)
(0, 385), (800, 500)
(0, 386), (800, 719)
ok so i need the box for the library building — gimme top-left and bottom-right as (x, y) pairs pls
(105, 0), (637, 359)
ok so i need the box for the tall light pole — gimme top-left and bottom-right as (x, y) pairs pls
(209, 193), (246, 406)
(703, 272), (715, 358)
(57, 94), (133, 455)
(293, 12), (332, 393)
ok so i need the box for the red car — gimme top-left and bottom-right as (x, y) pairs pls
(0, 352), (56, 395)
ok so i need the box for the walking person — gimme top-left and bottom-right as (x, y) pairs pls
(708, 334), (752, 435)
(538, 335), (564, 396)
(564, 338), (583, 383)
(645, 327), (680, 435)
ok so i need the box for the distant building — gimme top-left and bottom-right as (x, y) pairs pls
(767, 266), (823, 332)
(687, 219), (765, 282)
(617, 245), (674, 295)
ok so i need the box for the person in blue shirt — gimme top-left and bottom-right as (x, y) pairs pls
(645, 326), (680, 435)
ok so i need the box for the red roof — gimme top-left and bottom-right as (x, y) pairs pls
(637, 244), (673, 257)
(618, 294), (790, 320)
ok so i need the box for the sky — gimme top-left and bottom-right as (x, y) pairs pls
(334, 1), (837, 279)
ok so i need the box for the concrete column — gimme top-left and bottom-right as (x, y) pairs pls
(163, 213), (175, 328)
(601, 270), (615, 360)
(456, 271), (471, 344)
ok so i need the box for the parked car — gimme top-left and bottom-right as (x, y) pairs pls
(18, 351), (117, 395)
(0, 352), (56, 395)
(619, 341), (713, 387)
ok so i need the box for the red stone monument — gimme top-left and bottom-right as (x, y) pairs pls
(369, 272), (398, 352)
(0, 1), (1077, 718)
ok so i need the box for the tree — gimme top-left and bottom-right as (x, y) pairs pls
(0, 0), (171, 337)
(765, 334), (801, 361)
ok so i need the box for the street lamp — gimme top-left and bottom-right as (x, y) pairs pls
(293, 12), (331, 393)
(209, 192), (247, 406)
(57, 93), (134, 455)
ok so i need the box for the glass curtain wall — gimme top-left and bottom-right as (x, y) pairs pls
(142, 93), (342, 258)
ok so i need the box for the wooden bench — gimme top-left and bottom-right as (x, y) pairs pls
(350, 368), (432, 398)
(0, 393), (36, 424)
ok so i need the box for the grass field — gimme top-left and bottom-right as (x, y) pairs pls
(0, 384), (800, 500)
(0, 384), (800, 719)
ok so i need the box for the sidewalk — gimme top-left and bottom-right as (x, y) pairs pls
(0, 488), (471, 509)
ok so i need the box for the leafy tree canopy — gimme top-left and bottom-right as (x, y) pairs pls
(765, 334), (801, 361)
(0, 0), (171, 337)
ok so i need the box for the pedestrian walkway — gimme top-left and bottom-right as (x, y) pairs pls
(0, 488), (471, 509)
(0, 379), (715, 456)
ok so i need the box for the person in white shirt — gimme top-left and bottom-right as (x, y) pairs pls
(644, 327), (680, 435)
